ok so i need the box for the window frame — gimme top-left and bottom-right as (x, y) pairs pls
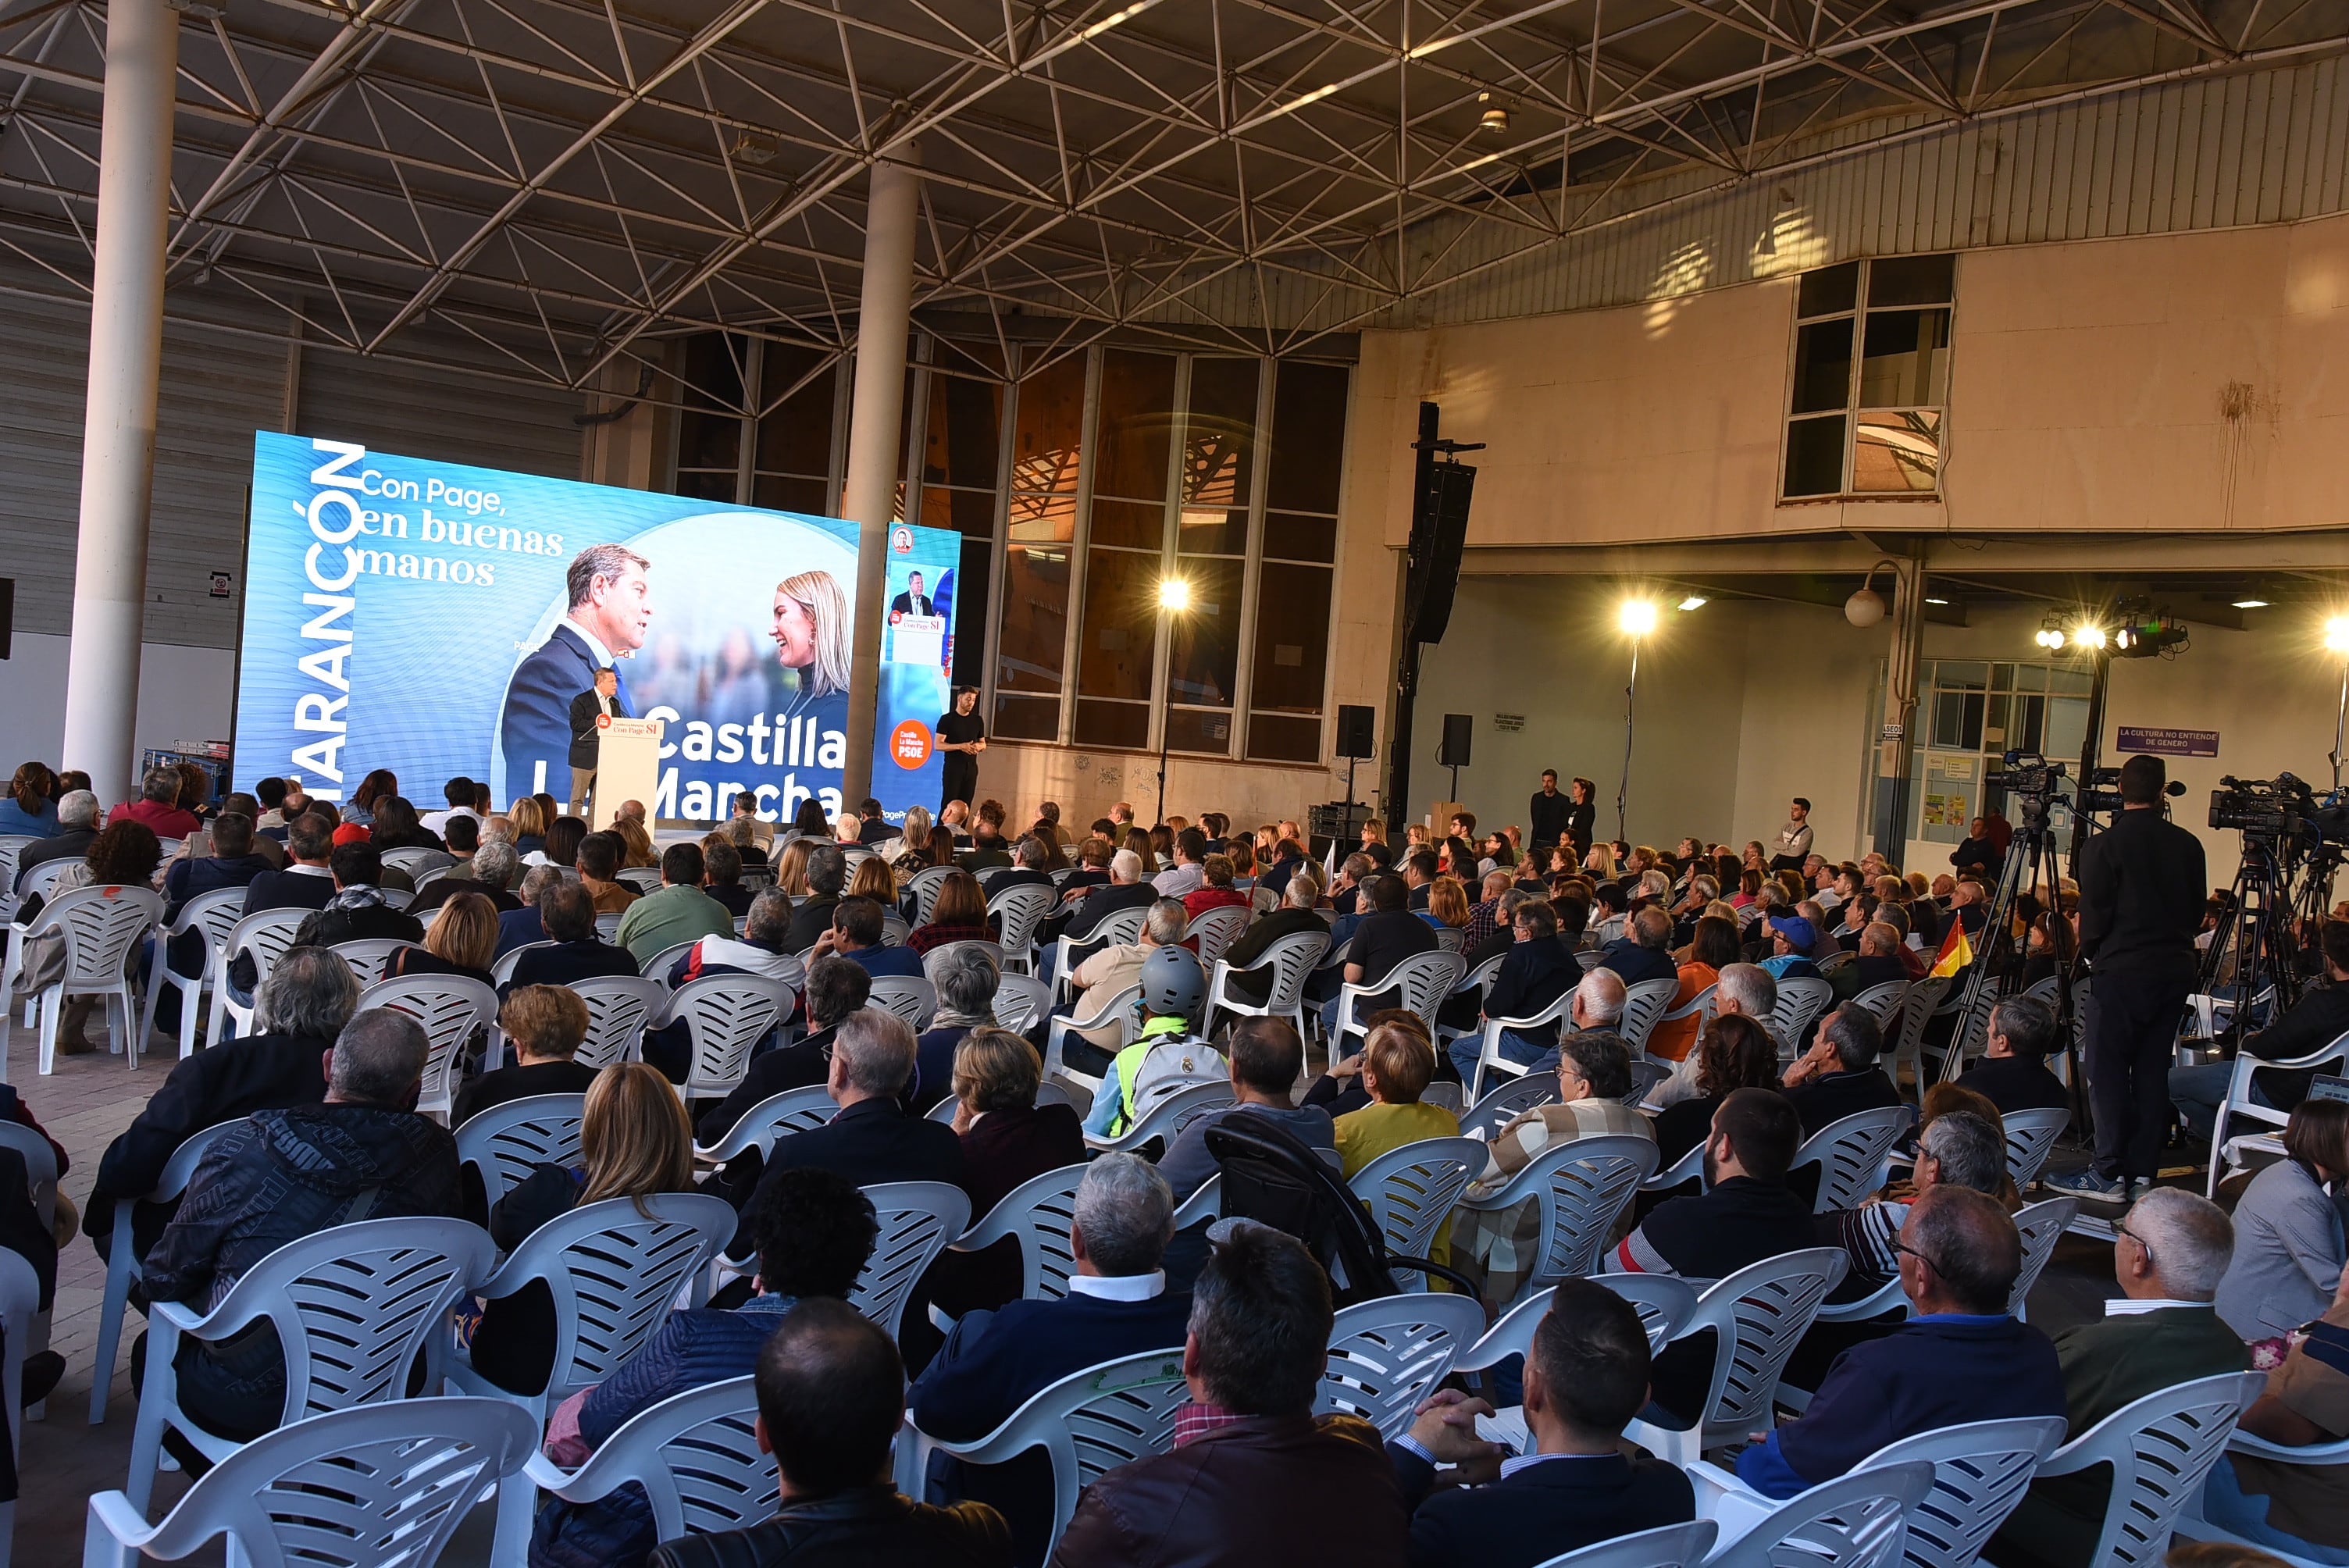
(1778, 255), (1956, 504)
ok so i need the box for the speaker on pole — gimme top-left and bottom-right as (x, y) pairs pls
(1405, 464), (1476, 645)
(1335, 706), (1376, 760)
(1436, 714), (1473, 768)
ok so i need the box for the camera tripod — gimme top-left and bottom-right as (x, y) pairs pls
(1966, 790), (2091, 1131)
(2196, 836), (2300, 1054)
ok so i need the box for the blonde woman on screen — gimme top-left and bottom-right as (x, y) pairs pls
(772, 569), (852, 720)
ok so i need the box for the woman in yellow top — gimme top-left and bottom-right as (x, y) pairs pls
(1331, 1021), (1460, 1178)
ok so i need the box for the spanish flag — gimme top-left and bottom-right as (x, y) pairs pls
(1930, 914), (1974, 978)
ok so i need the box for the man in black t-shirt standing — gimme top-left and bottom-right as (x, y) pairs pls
(935, 686), (986, 810)
(1528, 768), (1570, 850)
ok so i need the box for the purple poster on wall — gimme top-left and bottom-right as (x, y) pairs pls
(2116, 726), (2220, 757)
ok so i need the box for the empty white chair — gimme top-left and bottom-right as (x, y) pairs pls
(988, 885), (1053, 971)
(569, 975), (668, 1068)
(1467, 988), (1574, 1102)
(1187, 904), (1250, 968)
(1622, 1246), (1848, 1466)
(1456, 1133), (1659, 1301)
(847, 1181), (972, 1340)
(455, 1092), (589, 1214)
(1770, 975), (1836, 1053)
(201, 910), (308, 1053)
(522, 1375), (775, 1552)
(355, 972), (498, 1121)
(1702, 1460), (1937, 1568)
(1334, 950), (1464, 1053)
(490, 939), (554, 988)
(694, 1085), (839, 1164)
(329, 937), (422, 987)
(1349, 1135), (1486, 1291)
(2026, 1371), (2265, 1568)
(2009, 1196), (2077, 1318)
(1460, 1071), (1558, 1141)
(655, 974), (794, 1101)
(139, 887), (247, 1060)
(993, 972), (1051, 1036)
(1317, 1292), (1488, 1440)
(948, 1162), (1088, 1300)
(1616, 977), (1681, 1059)
(380, 846), (455, 881)
(89, 1120), (243, 1426)
(2207, 1026), (2349, 1195)
(127, 1216), (497, 1510)
(868, 974), (937, 1031)
(1083, 1078), (1234, 1155)
(1791, 1107), (1912, 1213)
(1525, 1520), (1719, 1568)
(893, 1349), (1190, 1560)
(1203, 928), (1327, 1039)
(8, 884), (161, 1074)
(2002, 1104), (2072, 1190)
(87, 1398), (539, 1568)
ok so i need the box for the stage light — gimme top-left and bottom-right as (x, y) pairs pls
(2326, 616), (2349, 653)
(1619, 599), (1659, 636)
(2233, 599), (2270, 609)
(1677, 595), (1707, 611)
(2073, 624), (2107, 650)
(2035, 626), (2065, 650)
(1925, 597), (1949, 606)
(1157, 576), (1192, 613)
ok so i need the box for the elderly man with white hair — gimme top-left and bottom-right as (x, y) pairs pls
(1042, 847), (1160, 988)
(1059, 898), (1192, 1075)
(12, 788), (100, 891)
(1647, 960), (1779, 1110)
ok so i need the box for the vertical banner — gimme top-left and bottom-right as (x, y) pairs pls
(233, 432), (961, 823)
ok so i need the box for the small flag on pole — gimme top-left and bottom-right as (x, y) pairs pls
(1930, 916), (1973, 978)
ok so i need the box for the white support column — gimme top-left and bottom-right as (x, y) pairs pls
(838, 144), (921, 806)
(61, 0), (179, 809)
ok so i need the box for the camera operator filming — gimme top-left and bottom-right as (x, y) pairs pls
(2050, 754), (2207, 1203)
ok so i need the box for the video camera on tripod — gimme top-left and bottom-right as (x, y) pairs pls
(2209, 773), (2319, 843)
(1984, 750), (2066, 829)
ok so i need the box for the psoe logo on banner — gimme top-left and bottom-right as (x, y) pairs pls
(890, 526), (914, 554)
(889, 720), (933, 770)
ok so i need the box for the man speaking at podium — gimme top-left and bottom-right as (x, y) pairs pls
(569, 665), (628, 817)
(890, 571), (935, 618)
(499, 543), (652, 800)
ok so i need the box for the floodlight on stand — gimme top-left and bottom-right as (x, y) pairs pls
(2034, 611), (2066, 650)
(2073, 624), (2108, 650)
(1619, 599), (1659, 636)
(2326, 616), (2349, 654)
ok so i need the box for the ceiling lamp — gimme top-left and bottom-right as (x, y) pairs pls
(1677, 596), (1708, 611)
(1478, 93), (1510, 134)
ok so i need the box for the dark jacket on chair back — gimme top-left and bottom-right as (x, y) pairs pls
(649, 1488), (1011, 1568)
(1395, 1447), (1695, 1568)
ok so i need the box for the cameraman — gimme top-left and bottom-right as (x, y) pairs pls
(2051, 754), (2205, 1201)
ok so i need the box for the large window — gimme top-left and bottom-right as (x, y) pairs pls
(1782, 255), (1954, 501)
(669, 332), (1350, 764)
(1905, 658), (2092, 845)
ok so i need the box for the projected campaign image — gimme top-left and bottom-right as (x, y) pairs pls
(234, 431), (960, 823)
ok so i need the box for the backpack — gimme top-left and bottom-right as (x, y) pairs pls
(1121, 1034), (1228, 1125)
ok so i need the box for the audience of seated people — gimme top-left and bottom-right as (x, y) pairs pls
(907, 943), (1003, 1113)
(613, 841), (736, 968)
(452, 983), (604, 1127)
(1779, 1001), (1902, 1134)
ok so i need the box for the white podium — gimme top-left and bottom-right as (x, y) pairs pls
(592, 715), (663, 829)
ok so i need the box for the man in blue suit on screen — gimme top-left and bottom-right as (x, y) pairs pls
(500, 543), (652, 805)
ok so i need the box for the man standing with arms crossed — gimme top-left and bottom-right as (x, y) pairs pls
(2050, 754), (2205, 1202)
(1528, 769), (1570, 850)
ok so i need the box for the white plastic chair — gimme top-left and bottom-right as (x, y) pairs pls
(1937, 975), (2004, 1084)
(7, 859), (70, 912)
(987, 885), (1053, 971)
(489, 939), (553, 987)
(1848, 1416), (2070, 1568)
(1770, 976), (1836, 1053)
(380, 846), (455, 881)
(2176, 1425), (2349, 1563)
(89, 1119), (243, 1426)
(616, 868), (662, 893)
(923, 940), (1007, 984)
(1317, 1292), (1488, 1439)
(1616, 976), (1681, 1059)
(2009, 1196), (2077, 1319)
(1525, 1520), (1720, 1568)
(0, 836), (36, 925)
(1791, 1107), (1912, 1213)
(202, 907), (311, 1044)
(87, 1398), (538, 1568)
(1203, 928), (1327, 1039)
(1083, 1078), (1234, 1155)
(906, 865), (956, 924)
(570, 975), (668, 1068)
(1431, 925), (1464, 953)
(1187, 904), (1250, 968)
(1652, 981), (1718, 1054)
(1173, 1173), (1221, 1228)
(892, 1349), (1190, 1560)
(1456, 1132), (1659, 1301)
(1886, 976), (1952, 1099)
(879, 911), (911, 947)
(1044, 982), (1137, 1092)
(594, 911), (625, 943)
(1460, 1071), (1558, 1141)
(655, 974), (794, 1100)
(1334, 950), (1464, 1052)
(2002, 1104), (2072, 1190)
(2207, 1026), (2349, 1195)
(455, 1092), (589, 1214)
(1702, 1459), (1937, 1568)
(1439, 951), (1510, 1050)
(1641, 1139), (1706, 1193)
(641, 939), (702, 984)
(1850, 980), (1908, 1031)
(376, 888), (415, 913)
(127, 1216), (498, 1511)
(355, 972), (498, 1121)
(0, 1245), (33, 1550)
(8, 885), (160, 1074)
(993, 972), (1051, 1036)
(140, 887), (247, 1060)
(1466, 988), (1574, 1102)
(1457, 1277), (1700, 1391)
(1348, 1135), (1486, 1292)
(329, 937), (422, 987)
(868, 974), (937, 1031)
(1050, 906), (1149, 1005)
(447, 1192), (738, 1558)
(846, 1181), (971, 1339)
(521, 1375), (775, 1553)
(948, 1162), (1088, 1300)
(1621, 1246), (1848, 1466)
(2028, 1371), (2265, 1568)
(694, 1085), (839, 1164)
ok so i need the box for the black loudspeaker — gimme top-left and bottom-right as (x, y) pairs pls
(1335, 705), (1377, 759)
(1406, 462), (1475, 643)
(1437, 713), (1473, 768)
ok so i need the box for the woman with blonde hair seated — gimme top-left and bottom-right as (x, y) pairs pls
(386, 889), (499, 988)
(465, 1061), (696, 1394)
(612, 814), (658, 870)
(771, 837), (812, 897)
(1325, 1018), (1459, 1178)
(506, 796), (548, 857)
(453, 982), (601, 1128)
(1420, 874), (1471, 932)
